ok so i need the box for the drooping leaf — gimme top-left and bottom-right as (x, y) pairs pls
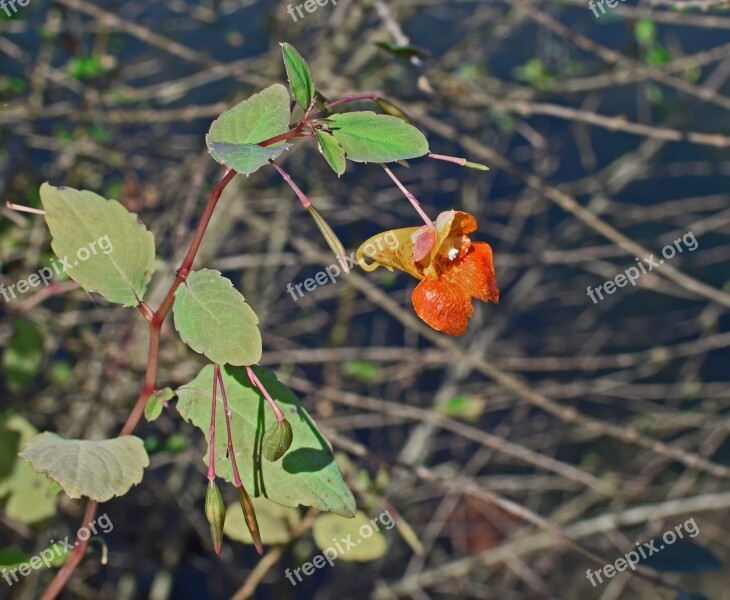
(208, 142), (291, 176)
(315, 130), (346, 176)
(2, 319), (44, 391)
(281, 43), (315, 111)
(0, 414), (59, 524)
(328, 112), (429, 163)
(640, 538), (721, 573)
(173, 269), (262, 366)
(206, 83), (291, 175)
(19, 433), (149, 502)
(312, 511), (387, 561)
(40, 183), (156, 307)
(176, 365), (356, 517)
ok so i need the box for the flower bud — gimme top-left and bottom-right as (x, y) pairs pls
(205, 480), (226, 555)
(262, 419), (293, 462)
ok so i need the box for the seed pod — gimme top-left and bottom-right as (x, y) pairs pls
(238, 484), (263, 555)
(262, 419), (293, 462)
(205, 480), (226, 555)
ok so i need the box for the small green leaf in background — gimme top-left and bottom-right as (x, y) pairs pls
(342, 359), (378, 383)
(206, 83), (291, 173)
(375, 41), (431, 60)
(315, 130), (346, 176)
(176, 365), (356, 517)
(437, 395), (486, 422)
(173, 269), (262, 366)
(208, 142), (291, 176)
(635, 19), (656, 47)
(145, 388), (175, 422)
(516, 58), (555, 91)
(66, 55), (103, 80)
(313, 511), (387, 561)
(281, 43), (315, 111)
(224, 496), (299, 545)
(2, 319), (44, 391)
(0, 414), (59, 524)
(20, 433), (149, 502)
(328, 112), (430, 163)
(0, 548), (29, 569)
(40, 183), (156, 307)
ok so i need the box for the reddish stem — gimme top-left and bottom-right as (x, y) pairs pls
(381, 165), (435, 230)
(246, 366), (284, 423)
(208, 368), (218, 481)
(271, 162), (311, 208)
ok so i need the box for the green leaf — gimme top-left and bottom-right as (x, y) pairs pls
(176, 365), (356, 517)
(145, 388), (174, 422)
(206, 83), (291, 171)
(262, 419), (293, 462)
(0, 548), (30, 569)
(19, 433), (149, 502)
(375, 41), (431, 60)
(342, 359), (377, 383)
(635, 19), (656, 47)
(315, 130), (346, 176)
(312, 511), (387, 561)
(281, 43), (315, 111)
(173, 269), (262, 366)
(437, 395), (486, 422)
(2, 319), (44, 391)
(224, 496), (299, 545)
(328, 112), (429, 163)
(40, 183), (156, 307)
(0, 414), (59, 524)
(208, 142), (291, 176)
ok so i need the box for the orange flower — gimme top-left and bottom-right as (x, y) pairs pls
(356, 211), (499, 336)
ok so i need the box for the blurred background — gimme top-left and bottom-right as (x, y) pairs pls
(1, 0), (730, 598)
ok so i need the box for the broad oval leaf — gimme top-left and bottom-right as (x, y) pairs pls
(281, 43), (315, 111)
(176, 365), (356, 517)
(208, 142), (291, 176)
(328, 111), (429, 163)
(0, 414), (59, 524)
(19, 433), (149, 502)
(315, 130), (346, 176)
(173, 269), (262, 366)
(313, 511), (387, 561)
(40, 183), (156, 307)
(206, 83), (291, 176)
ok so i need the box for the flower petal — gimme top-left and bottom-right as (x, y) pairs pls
(411, 241), (498, 335)
(356, 227), (422, 278)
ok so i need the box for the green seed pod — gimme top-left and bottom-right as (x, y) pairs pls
(262, 418), (293, 462)
(205, 479), (226, 555)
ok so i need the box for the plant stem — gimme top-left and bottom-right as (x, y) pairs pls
(208, 367), (218, 481)
(215, 365), (242, 487)
(270, 162), (311, 208)
(246, 366), (285, 423)
(381, 165), (435, 230)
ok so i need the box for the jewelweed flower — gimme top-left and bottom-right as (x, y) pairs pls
(356, 210), (499, 335)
